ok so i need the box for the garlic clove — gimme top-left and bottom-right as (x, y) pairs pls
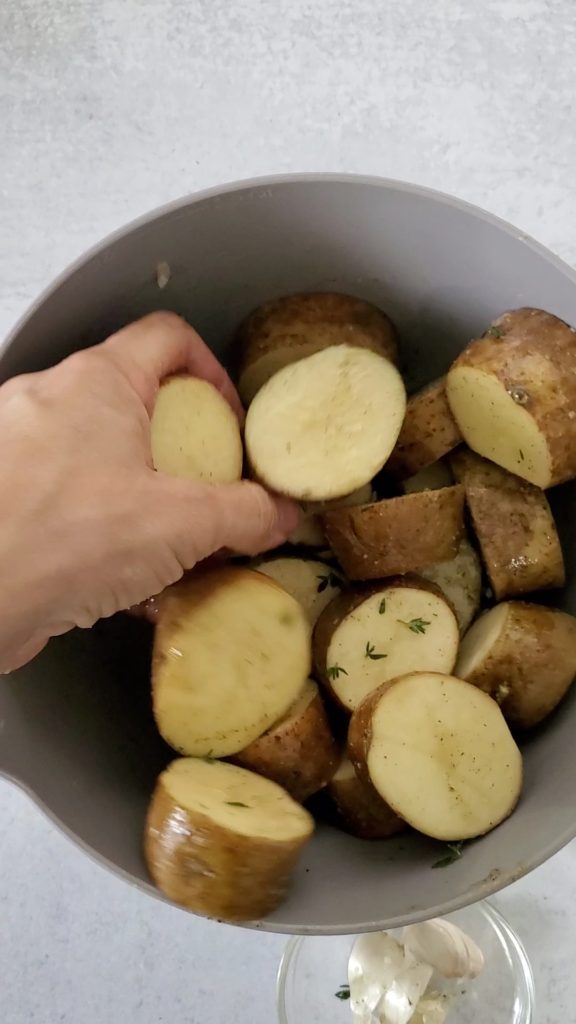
(376, 961), (433, 1024)
(401, 919), (484, 980)
(349, 933), (406, 1018)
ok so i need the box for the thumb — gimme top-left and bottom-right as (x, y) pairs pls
(151, 478), (300, 567)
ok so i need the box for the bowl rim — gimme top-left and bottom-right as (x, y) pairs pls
(275, 900), (535, 1024)
(2, 172), (576, 934)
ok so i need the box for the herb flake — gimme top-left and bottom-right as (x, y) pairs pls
(486, 325), (504, 339)
(432, 841), (464, 868)
(317, 572), (342, 594)
(202, 752), (217, 764)
(365, 641), (387, 661)
(335, 985), (351, 1000)
(379, 598), (387, 615)
(398, 617), (431, 635)
(226, 801), (250, 808)
(327, 663), (348, 680)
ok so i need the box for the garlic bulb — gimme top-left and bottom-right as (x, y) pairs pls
(401, 919), (484, 979)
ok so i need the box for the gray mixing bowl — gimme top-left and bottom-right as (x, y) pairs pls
(1, 174), (576, 935)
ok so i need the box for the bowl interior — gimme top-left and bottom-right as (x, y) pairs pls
(277, 902), (535, 1024)
(2, 175), (576, 933)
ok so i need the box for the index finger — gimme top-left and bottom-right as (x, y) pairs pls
(101, 311), (244, 420)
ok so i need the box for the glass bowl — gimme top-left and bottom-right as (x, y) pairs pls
(277, 901), (534, 1024)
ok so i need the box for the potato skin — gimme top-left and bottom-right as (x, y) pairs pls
(328, 757), (405, 839)
(460, 602), (576, 729)
(346, 681), (409, 830)
(321, 486), (465, 579)
(313, 576), (452, 706)
(145, 775), (313, 922)
(232, 687), (339, 802)
(451, 449), (565, 600)
(387, 378), (462, 478)
(448, 308), (576, 488)
(238, 291), (398, 385)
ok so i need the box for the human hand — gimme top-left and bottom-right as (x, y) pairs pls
(0, 312), (298, 672)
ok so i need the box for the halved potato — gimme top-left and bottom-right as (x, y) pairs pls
(237, 292), (398, 405)
(244, 345), (406, 501)
(145, 758), (314, 921)
(450, 449), (565, 600)
(387, 378), (462, 478)
(289, 483), (374, 547)
(151, 375), (243, 482)
(254, 556), (344, 626)
(419, 538), (483, 634)
(456, 601), (576, 729)
(402, 459), (454, 494)
(327, 755), (405, 839)
(348, 673), (522, 841)
(446, 308), (576, 488)
(233, 680), (339, 801)
(321, 486), (465, 579)
(313, 578), (460, 711)
(153, 567), (311, 757)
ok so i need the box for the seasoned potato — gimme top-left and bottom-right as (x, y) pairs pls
(327, 755), (405, 839)
(321, 486), (465, 579)
(153, 568), (310, 757)
(145, 758), (314, 921)
(446, 308), (576, 488)
(313, 578), (459, 711)
(245, 345), (406, 501)
(289, 483), (374, 548)
(451, 449), (565, 600)
(237, 292), (398, 405)
(348, 673), (522, 841)
(233, 680), (339, 802)
(456, 601), (576, 729)
(402, 459), (454, 494)
(254, 556), (343, 626)
(387, 378), (462, 478)
(419, 538), (482, 633)
(151, 375), (243, 482)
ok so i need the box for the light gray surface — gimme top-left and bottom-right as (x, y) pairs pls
(1, 0), (576, 1021)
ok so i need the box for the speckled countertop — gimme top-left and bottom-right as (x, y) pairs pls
(1, 1), (576, 1021)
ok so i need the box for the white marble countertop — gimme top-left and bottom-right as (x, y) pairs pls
(2, 1), (576, 1021)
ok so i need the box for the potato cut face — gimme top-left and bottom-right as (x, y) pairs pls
(162, 758), (313, 840)
(456, 604), (509, 679)
(239, 340), (327, 407)
(151, 376), (243, 483)
(153, 569), (311, 757)
(419, 538), (482, 633)
(403, 460), (454, 494)
(366, 673), (522, 840)
(256, 557), (343, 626)
(446, 367), (551, 487)
(326, 587), (459, 711)
(244, 345), (406, 501)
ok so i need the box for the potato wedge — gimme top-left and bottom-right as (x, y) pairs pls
(237, 292), (398, 405)
(289, 483), (374, 547)
(151, 375), (243, 482)
(402, 459), (454, 494)
(419, 538), (482, 633)
(450, 449), (565, 600)
(328, 755), (405, 839)
(387, 378), (462, 478)
(153, 567), (311, 757)
(446, 308), (576, 488)
(321, 486), (465, 579)
(348, 673), (522, 841)
(313, 578), (459, 711)
(255, 556), (343, 626)
(233, 680), (339, 801)
(244, 345), (406, 501)
(456, 601), (576, 729)
(145, 758), (314, 921)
